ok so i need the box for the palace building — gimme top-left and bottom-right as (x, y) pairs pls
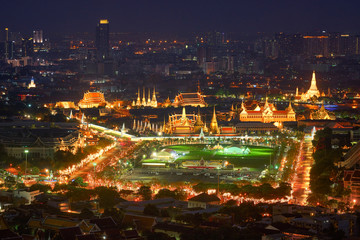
(166, 107), (205, 135)
(173, 92), (207, 107)
(55, 101), (77, 109)
(132, 87), (157, 108)
(78, 91), (107, 108)
(239, 98), (296, 123)
(300, 71), (321, 101)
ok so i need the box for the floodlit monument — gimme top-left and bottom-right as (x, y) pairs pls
(239, 98), (296, 123)
(300, 71), (321, 101)
(132, 87), (157, 108)
(173, 92), (207, 107)
(78, 91), (107, 108)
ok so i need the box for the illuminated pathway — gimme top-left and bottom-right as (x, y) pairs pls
(291, 135), (313, 205)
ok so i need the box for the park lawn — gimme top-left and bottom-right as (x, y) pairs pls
(165, 144), (274, 169)
(141, 159), (167, 163)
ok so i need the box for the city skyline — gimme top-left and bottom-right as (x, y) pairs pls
(1, 0), (360, 34)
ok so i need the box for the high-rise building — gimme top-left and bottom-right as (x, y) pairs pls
(96, 19), (110, 60)
(303, 35), (329, 57)
(4, 27), (9, 59)
(22, 37), (33, 57)
(33, 30), (43, 44)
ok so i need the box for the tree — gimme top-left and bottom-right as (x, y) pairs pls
(138, 186), (152, 200)
(95, 186), (120, 209)
(30, 184), (52, 193)
(143, 204), (159, 216)
(66, 187), (94, 203)
(119, 189), (134, 197)
(223, 199), (238, 206)
(70, 177), (88, 187)
(144, 232), (173, 240)
(220, 202), (261, 224)
(79, 208), (94, 219)
(102, 208), (124, 224)
(31, 167), (40, 175)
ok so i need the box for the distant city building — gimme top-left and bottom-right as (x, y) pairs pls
(78, 91), (107, 108)
(303, 35), (329, 57)
(21, 37), (33, 57)
(33, 30), (43, 44)
(6, 56), (32, 67)
(96, 19), (110, 60)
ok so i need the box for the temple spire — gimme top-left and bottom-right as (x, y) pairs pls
(181, 107), (187, 119)
(136, 88), (141, 106)
(310, 70), (318, 90)
(151, 86), (157, 107)
(287, 101), (294, 113)
(210, 106), (219, 134)
(147, 88), (151, 104)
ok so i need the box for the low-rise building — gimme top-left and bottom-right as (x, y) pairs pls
(188, 193), (220, 209)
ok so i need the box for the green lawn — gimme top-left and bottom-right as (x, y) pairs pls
(162, 144), (274, 170)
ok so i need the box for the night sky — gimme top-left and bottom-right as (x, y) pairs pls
(1, 0), (360, 34)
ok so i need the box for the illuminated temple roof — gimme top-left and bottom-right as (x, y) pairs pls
(173, 92), (207, 107)
(78, 91), (107, 108)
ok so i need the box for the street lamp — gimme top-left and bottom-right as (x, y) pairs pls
(93, 162), (97, 173)
(24, 149), (29, 179)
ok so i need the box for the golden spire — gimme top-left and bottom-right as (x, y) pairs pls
(181, 106), (187, 119)
(310, 71), (318, 90)
(136, 88), (141, 106)
(287, 101), (294, 113)
(210, 106), (219, 134)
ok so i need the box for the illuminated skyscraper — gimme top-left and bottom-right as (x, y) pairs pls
(96, 19), (110, 60)
(33, 30), (43, 44)
(4, 27), (9, 59)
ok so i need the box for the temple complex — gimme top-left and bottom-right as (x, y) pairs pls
(78, 91), (107, 108)
(239, 98), (296, 123)
(300, 71), (321, 101)
(310, 101), (336, 120)
(166, 107), (204, 135)
(132, 87), (157, 108)
(173, 92), (207, 107)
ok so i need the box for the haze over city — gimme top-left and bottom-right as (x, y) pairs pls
(1, 0), (360, 33)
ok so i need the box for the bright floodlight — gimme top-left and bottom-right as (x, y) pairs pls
(24, 149), (29, 153)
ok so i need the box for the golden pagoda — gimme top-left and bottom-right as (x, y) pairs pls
(210, 106), (219, 134)
(301, 71), (321, 101)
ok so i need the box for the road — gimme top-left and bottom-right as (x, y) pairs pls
(291, 136), (313, 205)
(121, 168), (260, 183)
(69, 144), (122, 180)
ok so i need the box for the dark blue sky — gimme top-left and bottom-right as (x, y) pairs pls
(1, 0), (360, 34)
